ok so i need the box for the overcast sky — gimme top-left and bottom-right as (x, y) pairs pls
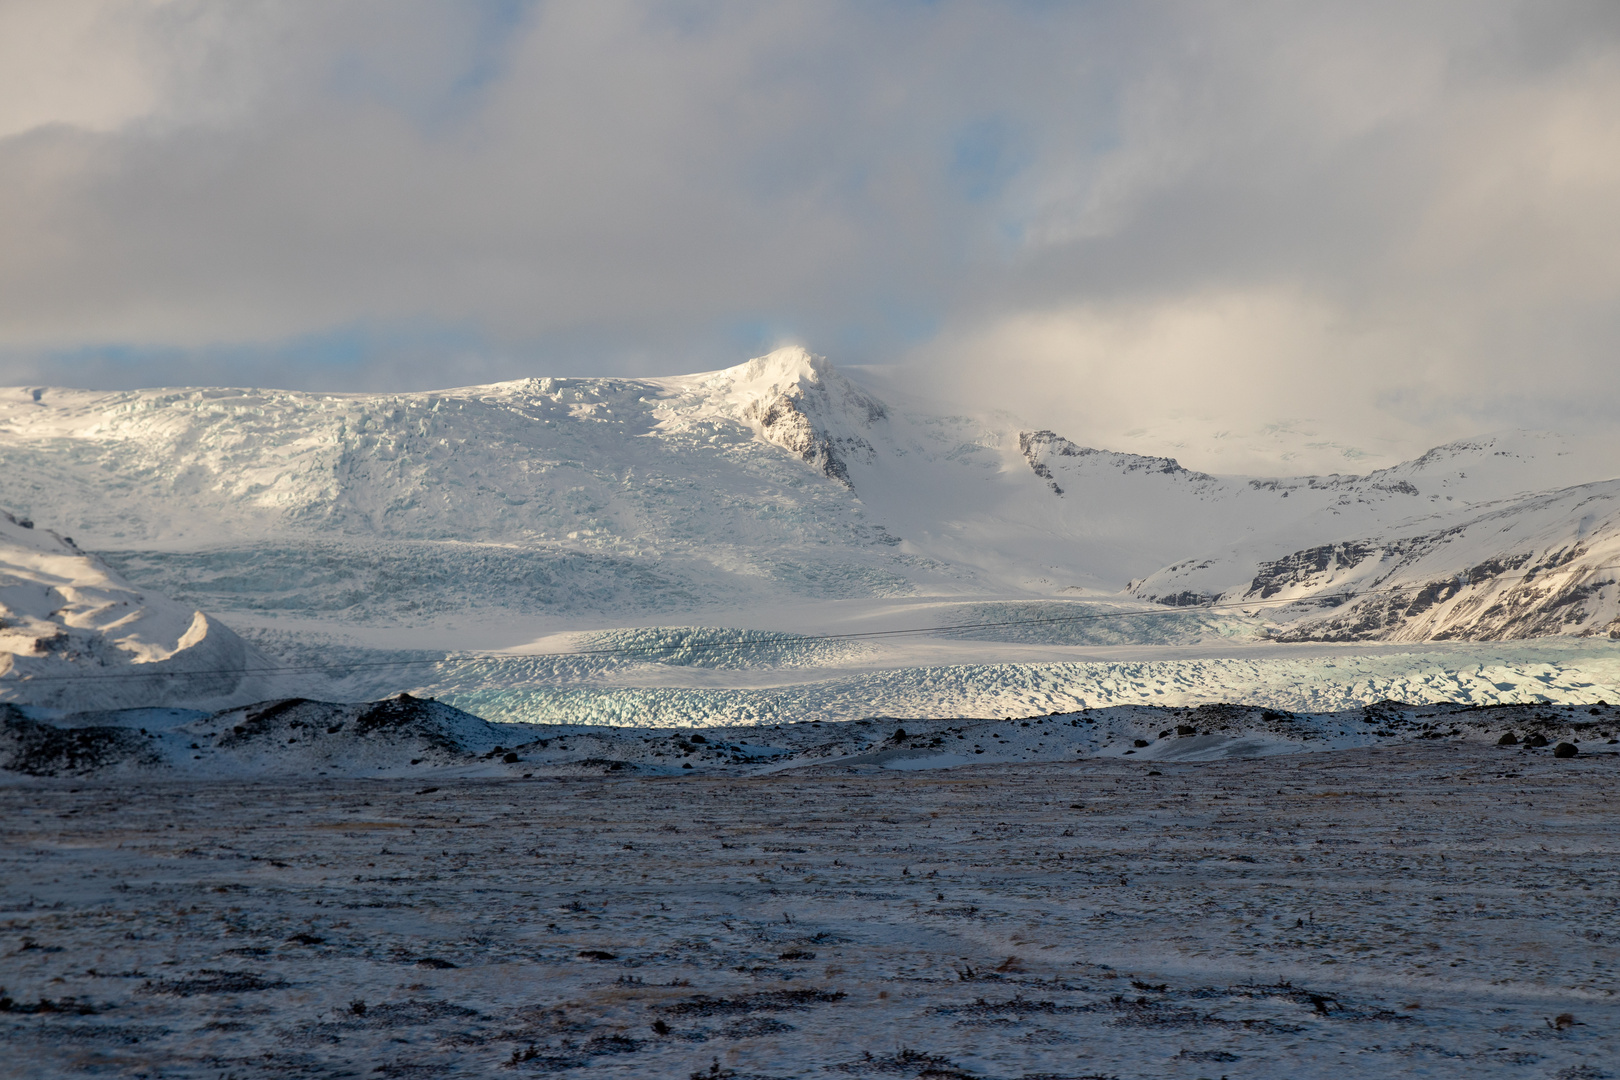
(3, 1), (1618, 470)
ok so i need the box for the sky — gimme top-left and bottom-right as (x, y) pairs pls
(2, 1), (1619, 472)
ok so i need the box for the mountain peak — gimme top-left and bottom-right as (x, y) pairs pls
(684, 348), (886, 490)
(711, 345), (831, 395)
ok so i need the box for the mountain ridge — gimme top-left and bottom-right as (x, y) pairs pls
(1, 348), (1617, 654)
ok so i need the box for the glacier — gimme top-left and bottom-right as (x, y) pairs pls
(2, 346), (1618, 717)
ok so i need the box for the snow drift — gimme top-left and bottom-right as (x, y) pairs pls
(0, 509), (277, 711)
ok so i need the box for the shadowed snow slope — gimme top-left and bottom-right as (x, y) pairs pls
(1, 348), (1618, 646)
(0, 510), (277, 711)
(0, 694), (528, 779)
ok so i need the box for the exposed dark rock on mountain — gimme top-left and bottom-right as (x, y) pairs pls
(0, 705), (160, 777)
(745, 392), (855, 487)
(1018, 429), (1211, 496)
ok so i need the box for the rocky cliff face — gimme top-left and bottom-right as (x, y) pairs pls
(1252, 503), (1620, 643)
(1134, 479), (1620, 642)
(744, 391), (855, 486)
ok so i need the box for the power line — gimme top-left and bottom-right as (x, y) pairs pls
(8, 560), (1619, 686)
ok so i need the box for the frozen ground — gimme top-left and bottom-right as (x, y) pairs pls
(2, 741), (1616, 1079)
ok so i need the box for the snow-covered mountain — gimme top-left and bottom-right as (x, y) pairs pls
(1132, 477), (1620, 641)
(0, 347), (1617, 653)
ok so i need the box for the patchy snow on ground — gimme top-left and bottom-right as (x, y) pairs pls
(2, 740), (1615, 1079)
(7, 692), (1619, 781)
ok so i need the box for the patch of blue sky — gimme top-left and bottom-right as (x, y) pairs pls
(949, 116), (1030, 203)
(34, 322), (490, 392)
(448, 0), (535, 99)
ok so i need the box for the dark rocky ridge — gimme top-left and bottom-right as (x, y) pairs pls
(6, 697), (1615, 780)
(0, 704), (161, 777)
(1018, 430), (1212, 497)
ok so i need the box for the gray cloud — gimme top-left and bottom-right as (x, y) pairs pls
(2, 1), (1618, 470)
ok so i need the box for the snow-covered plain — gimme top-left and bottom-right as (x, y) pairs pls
(3, 739), (1616, 1079)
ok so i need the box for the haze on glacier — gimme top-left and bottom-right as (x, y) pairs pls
(3, 2), (1620, 474)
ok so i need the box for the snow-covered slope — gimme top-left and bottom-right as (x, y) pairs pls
(1, 348), (1617, 648)
(1134, 478), (1620, 642)
(0, 349), (907, 551)
(0, 509), (276, 711)
(0, 351), (950, 629)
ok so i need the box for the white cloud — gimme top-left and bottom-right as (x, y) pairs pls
(0, 0), (164, 138)
(902, 288), (1438, 473)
